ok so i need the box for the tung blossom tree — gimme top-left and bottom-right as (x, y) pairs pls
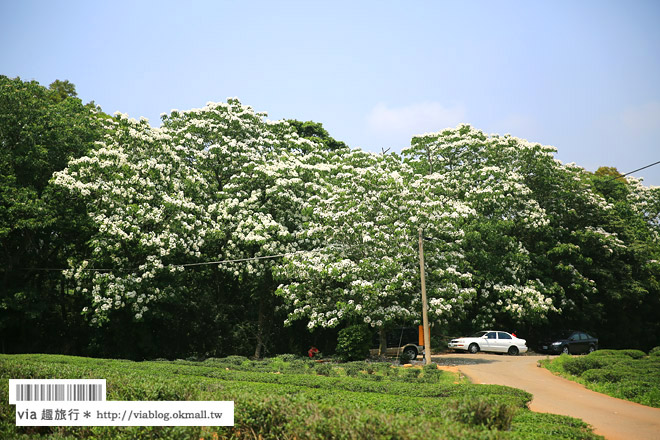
(274, 147), (477, 352)
(54, 99), (332, 357)
(403, 125), (560, 329)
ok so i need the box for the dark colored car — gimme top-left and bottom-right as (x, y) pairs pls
(537, 330), (598, 355)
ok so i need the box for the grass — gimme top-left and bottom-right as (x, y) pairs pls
(1, 354), (602, 439)
(539, 348), (660, 408)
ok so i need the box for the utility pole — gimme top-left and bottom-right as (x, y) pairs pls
(418, 229), (432, 365)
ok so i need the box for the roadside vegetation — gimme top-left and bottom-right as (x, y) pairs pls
(539, 348), (660, 407)
(2, 354), (602, 439)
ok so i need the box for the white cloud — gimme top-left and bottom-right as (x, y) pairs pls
(366, 101), (467, 138)
(621, 101), (660, 134)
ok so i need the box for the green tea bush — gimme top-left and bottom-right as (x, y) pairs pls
(274, 353), (299, 362)
(511, 411), (599, 439)
(617, 349), (647, 359)
(341, 362), (363, 377)
(314, 362), (334, 376)
(562, 356), (605, 376)
(590, 349), (645, 359)
(581, 368), (624, 383)
(588, 349), (624, 357)
(449, 398), (516, 431)
(222, 355), (250, 365)
(542, 349), (660, 408)
(283, 358), (312, 374)
(618, 382), (647, 400)
(335, 325), (371, 361)
(402, 367), (421, 380)
(0, 354), (604, 439)
(648, 346), (660, 357)
(423, 362), (438, 371)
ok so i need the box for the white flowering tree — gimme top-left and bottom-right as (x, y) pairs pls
(402, 125), (561, 329)
(402, 124), (660, 344)
(54, 99), (331, 357)
(274, 147), (477, 349)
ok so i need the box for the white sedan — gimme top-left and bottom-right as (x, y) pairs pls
(448, 331), (528, 355)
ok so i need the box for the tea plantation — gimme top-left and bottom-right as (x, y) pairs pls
(1, 354), (602, 439)
(540, 348), (660, 408)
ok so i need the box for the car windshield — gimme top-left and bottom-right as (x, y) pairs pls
(469, 331), (488, 338)
(552, 331), (574, 339)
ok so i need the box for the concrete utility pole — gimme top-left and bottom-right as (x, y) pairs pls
(418, 229), (432, 365)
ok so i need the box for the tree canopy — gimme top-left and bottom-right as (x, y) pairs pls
(2, 77), (659, 358)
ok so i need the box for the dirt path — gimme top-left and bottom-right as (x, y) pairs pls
(432, 353), (660, 440)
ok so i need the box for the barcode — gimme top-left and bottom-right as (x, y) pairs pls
(15, 384), (103, 401)
(9, 380), (106, 404)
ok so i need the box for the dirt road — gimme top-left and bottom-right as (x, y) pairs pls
(432, 353), (660, 440)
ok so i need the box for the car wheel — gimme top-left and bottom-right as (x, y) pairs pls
(588, 345), (595, 354)
(468, 343), (480, 354)
(562, 345), (570, 355)
(403, 347), (417, 360)
(508, 346), (519, 356)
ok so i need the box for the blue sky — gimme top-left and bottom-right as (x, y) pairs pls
(2, 1), (659, 185)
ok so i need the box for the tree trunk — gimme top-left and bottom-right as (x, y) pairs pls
(253, 298), (266, 359)
(378, 327), (387, 355)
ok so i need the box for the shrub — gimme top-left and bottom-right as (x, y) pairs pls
(274, 354), (299, 362)
(581, 368), (624, 383)
(223, 355), (250, 365)
(402, 367), (421, 380)
(562, 357), (605, 376)
(342, 361), (368, 377)
(590, 349), (645, 359)
(649, 346), (660, 357)
(423, 362), (438, 371)
(449, 398), (516, 431)
(314, 362), (334, 376)
(618, 349), (647, 359)
(542, 349), (660, 408)
(335, 325), (371, 361)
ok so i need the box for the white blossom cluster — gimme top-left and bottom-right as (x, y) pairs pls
(275, 148), (476, 329)
(55, 99), (327, 323)
(54, 105), (659, 333)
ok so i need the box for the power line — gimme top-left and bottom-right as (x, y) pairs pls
(601, 159), (660, 184)
(620, 159), (660, 179)
(17, 249), (318, 273)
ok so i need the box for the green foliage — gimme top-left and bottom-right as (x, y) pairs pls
(590, 349), (646, 359)
(0, 354), (603, 439)
(0, 76), (103, 355)
(313, 362), (335, 376)
(510, 411), (598, 440)
(562, 357), (606, 376)
(286, 119), (348, 152)
(335, 324), (371, 361)
(542, 349), (660, 407)
(48, 79), (78, 102)
(449, 398), (517, 431)
(581, 368), (624, 383)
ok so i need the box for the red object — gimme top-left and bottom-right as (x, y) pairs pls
(308, 346), (319, 358)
